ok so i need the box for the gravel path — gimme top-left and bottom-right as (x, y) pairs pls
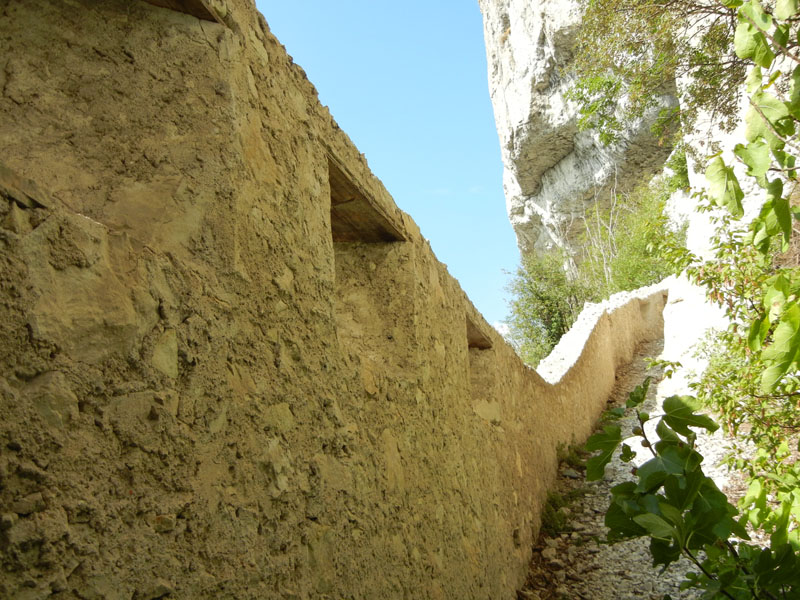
(517, 338), (737, 600)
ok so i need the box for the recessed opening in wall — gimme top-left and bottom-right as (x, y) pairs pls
(327, 153), (415, 379)
(467, 314), (498, 422)
(142, 0), (223, 22)
(466, 316), (493, 350)
(328, 156), (405, 243)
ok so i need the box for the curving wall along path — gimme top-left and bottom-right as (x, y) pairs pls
(0, 1), (667, 598)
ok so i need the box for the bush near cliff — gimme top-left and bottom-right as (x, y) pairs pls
(505, 152), (686, 366)
(506, 251), (591, 366)
(578, 149), (689, 296)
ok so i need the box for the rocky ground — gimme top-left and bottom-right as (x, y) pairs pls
(517, 338), (741, 600)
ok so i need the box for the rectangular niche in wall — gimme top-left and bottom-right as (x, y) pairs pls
(142, 0), (223, 22)
(327, 154), (415, 384)
(328, 156), (405, 243)
(466, 315), (493, 350)
(467, 315), (498, 422)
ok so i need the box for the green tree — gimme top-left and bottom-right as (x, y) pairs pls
(506, 251), (592, 366)
(569, 0), (747, 143)
(587, 379), (800, 598)
(578, 149), (689, 295)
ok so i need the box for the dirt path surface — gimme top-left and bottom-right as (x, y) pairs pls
(516, 339), (726, 600)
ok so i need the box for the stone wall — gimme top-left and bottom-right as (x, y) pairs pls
(0, 1), (666, 598)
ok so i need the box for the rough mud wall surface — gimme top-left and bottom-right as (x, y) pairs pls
(0, 1), (666, 598)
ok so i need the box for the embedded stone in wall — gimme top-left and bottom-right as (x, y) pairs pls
(382, 429), (405, 493)
(151, 329), (178, 378)
(263, 402), (296, 433)
(21, 211), (157, 364)
(474, 399), (502, 425)
(23, 371), (79, 428)
(0, 162), (52, 210)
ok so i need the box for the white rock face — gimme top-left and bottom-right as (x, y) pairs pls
(479, 0), (677, 255)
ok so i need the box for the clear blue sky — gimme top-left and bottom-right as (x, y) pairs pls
(256, 1), (520, 326)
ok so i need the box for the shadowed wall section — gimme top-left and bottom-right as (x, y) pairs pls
(0, 1), (666, 598)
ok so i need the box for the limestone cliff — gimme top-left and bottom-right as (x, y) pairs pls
(478, 0), (677, 255)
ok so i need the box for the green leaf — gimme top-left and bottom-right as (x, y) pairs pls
(763, 274), (790, 321)
(687, 479), (740, 545)
(650, 537), (682, 569)
(761, 303), (800, 392)
(753, 216), (770, 252)
(664, 470), (705, 510)
(734, 140), (770, 186)
(762, 303), (800, 363)
(771, 181), (791, 249)
(759, 182), (788, 243)
(776, 0), (798, 20)
(746, 0), (773, 27)
(734, 20), (772, 67)
(730, 516), (750, 540)
(774, 148), (797, 178)
(636, 457), (671, 492)
(659, 501), (684, 526)
(662, 396), (719, 436)
(633, 513), (674, 539)
(754, 544), (800, 588)
(605, 500), (647, 539)
(626, 376), (651, 408)
(620, 443), (637, 463)
(585, 425), (622, 481)
(743, 477), (764, 508)
(636, 445), (702, 492)
(607, 406), (626, 419)
(706, 157), (744, 217)
(746, 66), (763, 94)
(748, 315), (770, 351)
(774, 23), (791, 48)
(754, 182), (788, 252)
(747, 90), (792, 150)
(655, 419), (681, 444)
(610, 480), (638, 499)
(735, 2), (775, 68)
(762, 363), (788, 394)
(789, 65), (800, 116)
(770, 501), (793, 547)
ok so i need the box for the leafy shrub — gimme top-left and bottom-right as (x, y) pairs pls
(506, 251), (592, 366)
(505, 153), (685, 366)
(577, 149), (688, 297)
(568, 0), (746, 143)
(587, 379), (800, 598)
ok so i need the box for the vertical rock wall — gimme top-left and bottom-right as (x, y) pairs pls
(478, 0), (677, 255)
(0, 1), (666, 598)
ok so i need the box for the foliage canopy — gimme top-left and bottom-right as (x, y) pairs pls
(569, 0), (747, 143)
